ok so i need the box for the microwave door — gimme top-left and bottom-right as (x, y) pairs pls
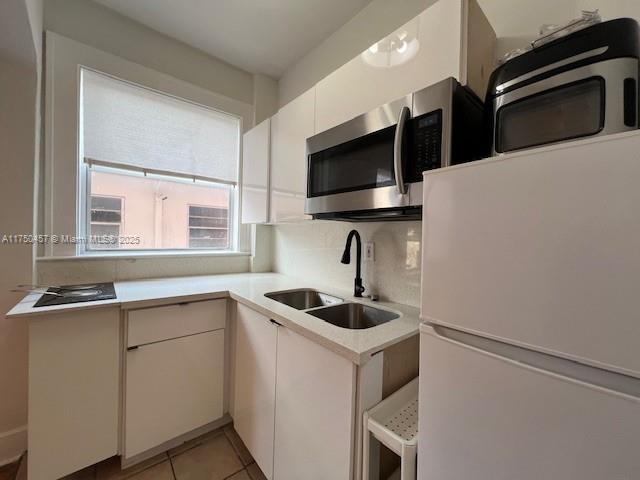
(305, 96), (411, 215)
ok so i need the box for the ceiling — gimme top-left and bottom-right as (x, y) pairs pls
(94, 0), (372, 78)
(478, 0), (640, 38)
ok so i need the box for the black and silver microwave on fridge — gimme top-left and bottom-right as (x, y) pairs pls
(488, 18), (640, 155)
(304, 77), (485, 221)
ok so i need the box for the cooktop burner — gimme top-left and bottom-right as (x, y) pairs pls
(33, 282), (117, 308)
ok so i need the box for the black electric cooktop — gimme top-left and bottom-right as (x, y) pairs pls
(33, 282), (117, 308)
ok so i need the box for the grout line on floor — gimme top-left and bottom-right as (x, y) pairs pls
(168, 453), (177, 480)
(222, 466), (246, 480)
(221, 430), (246, 468)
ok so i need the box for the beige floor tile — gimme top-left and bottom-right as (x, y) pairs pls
(225, 470), (250, 480)
(245, 463), (267, 480)
(168, 428), (226, 458)
(127, 461), (174, 480)
(96, 454), (168, 480)
(223, 426), (254, 466)
(171, 434), (243, 480)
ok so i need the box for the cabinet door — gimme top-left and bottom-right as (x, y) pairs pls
(270, 88), (315, 223)
(125, 329), (225, 458)
(315, 0), (464, 132)
(273, 327), (356, 480)
(29, 308), (120, 480)
(241, 119), (271, 224)
(232, 303), (278, 479)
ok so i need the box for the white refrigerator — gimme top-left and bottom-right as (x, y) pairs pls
(418, 132), (640, 480)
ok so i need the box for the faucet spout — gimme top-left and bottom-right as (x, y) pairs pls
(341, 230), (365, 297)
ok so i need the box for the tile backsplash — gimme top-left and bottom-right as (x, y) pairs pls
(272, 221), (422, 307)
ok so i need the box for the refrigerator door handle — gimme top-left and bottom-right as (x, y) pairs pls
(426, 324), (640, 400)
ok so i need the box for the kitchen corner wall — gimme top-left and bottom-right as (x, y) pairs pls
(273, 221), (422, 307)
(36, 0), (279, 286)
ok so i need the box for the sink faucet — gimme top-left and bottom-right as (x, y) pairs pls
(341, 229), (365, 297)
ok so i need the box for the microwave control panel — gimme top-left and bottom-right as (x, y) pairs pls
(409, 109), (442, 182)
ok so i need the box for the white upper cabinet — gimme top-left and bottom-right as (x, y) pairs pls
(270, 88), (315, 223)
(241, 118), (271, 224)
(240, 88), (314, 224)
(315, 0), (494, 132)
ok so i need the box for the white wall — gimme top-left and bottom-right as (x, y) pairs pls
(477, 0), (640, 60)
(278, 0), (438, 106)
(253, 74), (279, 125)
(0, 0), (42, 465)
(44, 0), (254, 105)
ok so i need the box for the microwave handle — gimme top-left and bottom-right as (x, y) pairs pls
(394, 106), (410, 195)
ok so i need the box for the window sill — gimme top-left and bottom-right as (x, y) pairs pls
(36, 250), (251, 262)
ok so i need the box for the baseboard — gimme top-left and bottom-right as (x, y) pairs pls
(0, 425), (27, 467)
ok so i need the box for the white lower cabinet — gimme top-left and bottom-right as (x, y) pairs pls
(28, 308), (120, 480)
(232, 303), (278, 479)
(273, 327), (356, 480)
(125, 330), (225, 458)
(231, 303), (356, 480)
(124, 299), (227, 460)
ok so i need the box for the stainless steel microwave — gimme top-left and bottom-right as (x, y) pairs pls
(305, 77), (485, 221)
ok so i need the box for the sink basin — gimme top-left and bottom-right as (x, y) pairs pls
(265, 289), (343, 310)
(307, 302), (399, 329)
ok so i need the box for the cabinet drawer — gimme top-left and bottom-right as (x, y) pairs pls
(128, 299), (226, 347)
(125, 329), (225, 458)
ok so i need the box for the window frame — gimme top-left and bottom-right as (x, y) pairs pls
(44, 32), (253, 258)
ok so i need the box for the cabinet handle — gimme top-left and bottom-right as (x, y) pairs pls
(127, 346), (139, 351)
(270, 319), (282, 327)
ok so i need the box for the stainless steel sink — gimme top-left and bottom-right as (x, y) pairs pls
(265, 289), (343, 310)
(307, 302), (399, 329)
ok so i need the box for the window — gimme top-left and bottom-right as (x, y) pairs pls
(90, 195), (123, 249)
(188, 205), (230, 249)
(80, 68), (241, 252)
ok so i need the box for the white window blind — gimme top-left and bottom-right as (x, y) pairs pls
(81, 69), (240, 183)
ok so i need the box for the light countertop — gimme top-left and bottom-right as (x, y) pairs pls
(7, 273), (420, 365)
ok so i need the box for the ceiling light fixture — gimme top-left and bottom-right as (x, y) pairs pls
(361, 20), (420, 68)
